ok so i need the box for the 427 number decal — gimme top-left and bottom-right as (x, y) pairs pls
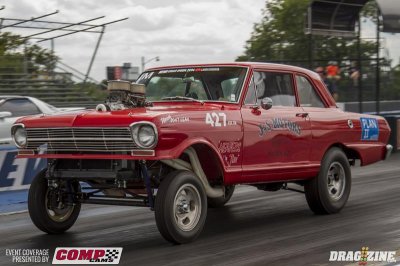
(205, 112), (227, 127)
(205, 112), (237, 127)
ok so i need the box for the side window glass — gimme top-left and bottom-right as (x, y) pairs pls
(244, 78), (256, 105)
(296, 75), (325, 108)
(0, 99), (40, 117)
(244, 72), (263, 105)
(245, 71), (296, 107)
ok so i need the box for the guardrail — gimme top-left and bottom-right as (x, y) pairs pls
(0, 145), (46, 192)
(341, 100), (400, 114)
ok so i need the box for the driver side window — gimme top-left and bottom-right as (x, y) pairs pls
(244, 71), (296, 107)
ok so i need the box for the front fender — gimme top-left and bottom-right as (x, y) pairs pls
(156, 137), (223, 162)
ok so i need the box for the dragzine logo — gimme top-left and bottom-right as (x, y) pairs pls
(329, 247), (396, 264)
(52, 248), (123, 264)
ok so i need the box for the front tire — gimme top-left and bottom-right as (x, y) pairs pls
(304, 148), (351, 214)
(155, 170), (207, 244)
(28, 169), (81, 234)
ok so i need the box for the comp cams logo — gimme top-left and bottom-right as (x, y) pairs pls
(52, 247), (122, 264)
(329, 247), (396, 265)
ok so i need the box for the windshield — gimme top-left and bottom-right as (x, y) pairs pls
(136, 66), (248, 103)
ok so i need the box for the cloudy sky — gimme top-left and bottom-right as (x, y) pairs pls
(1, 0), (266, 81)
(1, 0), (399, 81)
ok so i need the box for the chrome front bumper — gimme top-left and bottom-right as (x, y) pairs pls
(385, 144), (393, 160)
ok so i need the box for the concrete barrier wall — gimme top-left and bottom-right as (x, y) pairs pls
(0, 145), (46, 192)
(342, 100), (400, 114)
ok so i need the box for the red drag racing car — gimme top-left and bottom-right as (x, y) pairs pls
(12, 63), (392, 244)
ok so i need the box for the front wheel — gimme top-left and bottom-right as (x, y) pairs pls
(28, 169), (81, 234)
(304, 148), (351, 214)
(155, 170), (207, 244)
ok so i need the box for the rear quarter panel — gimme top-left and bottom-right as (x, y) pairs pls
(305, 107), (390, 166)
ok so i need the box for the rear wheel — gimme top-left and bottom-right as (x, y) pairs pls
(155, 170), (207, 244)
(208, 185), (235, 208)
(28, 169), (81, 234)
(305, 148), (351, 214)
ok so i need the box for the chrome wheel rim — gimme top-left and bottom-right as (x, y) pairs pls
(45, 189), (74, 222)
(173, 184), (202, 232)
(327, 162), (346, 201)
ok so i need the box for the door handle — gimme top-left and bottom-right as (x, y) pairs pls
(296, 112), (309, 118)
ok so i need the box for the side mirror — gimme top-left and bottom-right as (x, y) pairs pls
(0, 111), (12, 119)
(261, 97), (273, 110)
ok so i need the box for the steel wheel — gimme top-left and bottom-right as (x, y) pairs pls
(28, 169), (81, 234)
(327, 162), (346, 201)
(305, 147), (352, 214)
(155, 170), (207, 244)
(45, 189), (75, 223)
(174, 184), (202, 232)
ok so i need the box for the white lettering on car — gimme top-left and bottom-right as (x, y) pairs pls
(160, 115), (190, 124)
(206, 112), (226, 127)
(259, 118), (301, 136)
(205, 112), (237, 127)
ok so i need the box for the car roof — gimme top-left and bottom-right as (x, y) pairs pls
(146, 62), (318, 78)
(0, 95), (29, 100)
(0, 95), (31, 104)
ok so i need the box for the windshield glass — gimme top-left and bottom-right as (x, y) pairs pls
(136, 66), (247, 102)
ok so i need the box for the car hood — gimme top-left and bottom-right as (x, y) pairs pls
(16, 103), (230, 128)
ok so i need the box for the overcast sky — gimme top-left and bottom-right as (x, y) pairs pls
(1, 0), (399, 81)
(1, 0), (266, 81)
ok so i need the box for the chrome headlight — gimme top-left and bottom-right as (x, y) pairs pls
(131, 122), (158, 149)
(11, 124), (27, 148)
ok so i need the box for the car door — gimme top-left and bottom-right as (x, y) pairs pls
(0, 99), (41, 144)
(241, 70), (312, 183)
(295, 74), (344, 165)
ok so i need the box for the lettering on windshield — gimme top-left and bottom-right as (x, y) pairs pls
(158, 68), (220, 74)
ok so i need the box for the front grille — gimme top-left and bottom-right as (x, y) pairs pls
(26, 127), (137, 153)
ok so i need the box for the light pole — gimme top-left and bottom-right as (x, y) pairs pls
(141, 56), (160, 72)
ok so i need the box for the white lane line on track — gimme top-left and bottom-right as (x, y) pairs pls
(0, 210), (28, 216)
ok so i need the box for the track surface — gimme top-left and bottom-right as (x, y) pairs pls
(1, 154), (400, 266)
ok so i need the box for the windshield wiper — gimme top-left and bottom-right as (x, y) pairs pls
(161, 96), (204, 104)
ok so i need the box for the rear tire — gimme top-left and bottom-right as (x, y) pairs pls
(304, 147), (351, 214)
(155, 170), (207, 244)
(28, 169), (81, 234)
(208, 185), (235, 208)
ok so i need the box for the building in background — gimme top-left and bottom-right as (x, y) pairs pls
(106, 63), (140, 81)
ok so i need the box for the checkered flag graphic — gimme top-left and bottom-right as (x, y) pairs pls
(105, 249), (120, 261)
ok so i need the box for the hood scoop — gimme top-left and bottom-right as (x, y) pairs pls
(96, 80), (152, 111)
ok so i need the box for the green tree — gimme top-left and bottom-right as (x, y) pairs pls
(236, 0), (376, 67)
(0, 32), (26, 55)
(24, 44), (58, 73)
(0, 32), (58, 76)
